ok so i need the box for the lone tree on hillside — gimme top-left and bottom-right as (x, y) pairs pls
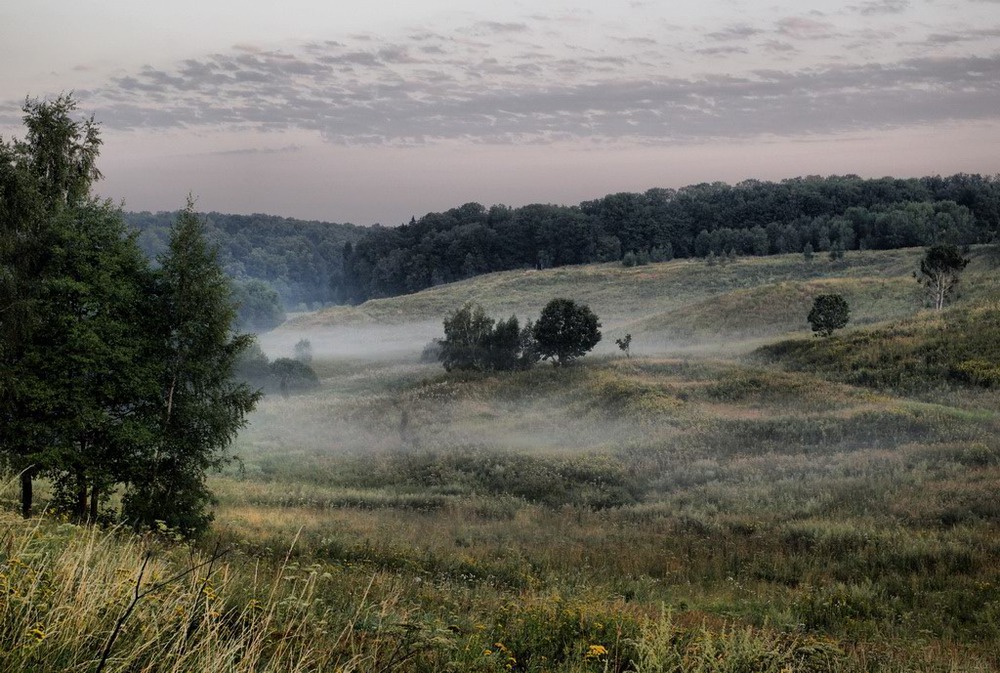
(533, 298), (601, 366)
(917, 243), (969, 310)
(807, 294), (850, 337)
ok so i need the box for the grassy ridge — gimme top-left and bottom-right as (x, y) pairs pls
(289, 248), (928, 330)
(757, 299), (1000, 391)
(286, 247), (997, 356)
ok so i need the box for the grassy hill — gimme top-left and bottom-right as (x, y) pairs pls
(277, 246), (995, 357)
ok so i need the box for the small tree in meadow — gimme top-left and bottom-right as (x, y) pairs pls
(532, 298), (602, 366)
(916, 243), (969, 310)
(808, 294), (850, 337)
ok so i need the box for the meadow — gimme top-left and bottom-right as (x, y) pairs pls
(2, 247), (999, 672)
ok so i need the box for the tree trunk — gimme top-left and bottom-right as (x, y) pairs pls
(90, 482), (99, 521)
(20, 468), (33, 519)
(76, 467), (88, 520)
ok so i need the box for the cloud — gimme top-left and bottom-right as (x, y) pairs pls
(14, 19), (999, 148)
(761, 39), (798, 53)
(923, 27), (1000, 45)
(776, 17), (840, 40)
(203, 144), (304, 157)
(706, 24), (764, 41)
(851, 0), (910, 15)
(472, 21), (530, 35)
(696, 46), (750, 56)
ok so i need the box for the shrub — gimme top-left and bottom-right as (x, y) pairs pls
(807, 294), (850, 337)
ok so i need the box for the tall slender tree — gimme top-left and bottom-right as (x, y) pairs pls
(916, 244), (969, 310)
(122, 203), (260, 536)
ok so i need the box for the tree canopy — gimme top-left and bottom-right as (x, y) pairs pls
(438, 303), (537, 372)
(917, 244), (970, 311)
(337, 175), (1000, 304)
(533, 299), (602, 366)
(807, 294), (851, 337)
(1, 96), (258, 536)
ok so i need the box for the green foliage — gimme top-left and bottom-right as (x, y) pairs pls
(340, 175), (999, 303)
(1, 95), (155, 520)
(293, 338), (313, 363)
(126, 210), (366, 309)
(533, 298), (602, 366)
(616, 333), (633, 357)
(917, 243), (969, 310)
(759, 300), (1000, 390)
(121, 203), (261, 537)
(235, 343), (319, 397)
(439, 302), (537, 372)
(630, 609), (843, 673)
(231, 278), (285, 332)
(807, 294), (850, 337)
(271, 358), (320, 397)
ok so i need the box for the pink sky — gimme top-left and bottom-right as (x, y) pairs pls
(3, 0), (999, 225)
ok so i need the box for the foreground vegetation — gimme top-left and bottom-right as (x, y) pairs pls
(5, 243), (999, 671)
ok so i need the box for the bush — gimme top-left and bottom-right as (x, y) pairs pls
(270, 358), (320, 396)
(807, 294), (850, 337)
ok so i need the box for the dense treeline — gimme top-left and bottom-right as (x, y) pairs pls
(124, 210), (367, 311)
(340, 174), (1000, 303)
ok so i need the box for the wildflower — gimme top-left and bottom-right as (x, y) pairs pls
(585, 644), (608, 658)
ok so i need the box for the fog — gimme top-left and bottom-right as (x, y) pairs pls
(256, 321), (441, 360)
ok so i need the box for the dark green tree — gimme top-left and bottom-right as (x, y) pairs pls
(532, 299), (602, 366)
(122, 203), (260, 536)
(917, 243), (969, 310)
(293, 338), (313, 363)
(270, 357), (320, 398)
(0, 95), (135, 519)
(438, 303), (535, 372)
(440, 303), (495, 371)
(807, 294), (850, 337)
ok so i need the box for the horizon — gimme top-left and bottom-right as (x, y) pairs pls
(122, 169), (998, 227)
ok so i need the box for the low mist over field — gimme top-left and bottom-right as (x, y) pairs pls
(258, 321), (441, 361)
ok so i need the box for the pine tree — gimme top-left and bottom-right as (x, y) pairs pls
(122, 203), (260, 536)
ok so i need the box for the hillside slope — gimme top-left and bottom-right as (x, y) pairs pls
(277, 246), (996, 356)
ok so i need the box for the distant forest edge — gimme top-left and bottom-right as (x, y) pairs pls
(124, 211), (368, 325)
(126, 173), (1000, 313)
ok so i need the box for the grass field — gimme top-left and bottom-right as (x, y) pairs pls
(3, 246), (999, 671)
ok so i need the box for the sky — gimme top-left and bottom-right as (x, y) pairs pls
(2, 0), (999, 226)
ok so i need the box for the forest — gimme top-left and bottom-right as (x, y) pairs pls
(124, 210), (367, 312)
(124, 174), (1000, 316)
(339, 175), (1000, 303)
